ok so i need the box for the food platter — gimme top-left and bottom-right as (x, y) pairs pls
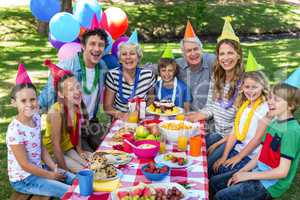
(154, 152), (193, 168)
(94, 168), (123, 181)
(146, 106), (183, 117)
(95, 150), (133, 165)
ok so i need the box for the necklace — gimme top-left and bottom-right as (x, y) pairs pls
(79, 53), (100, 94)
(63, 103), (81, 146)
(218, 81), (240, 109)
(157, 77), (177, 103)
(234, 98), (262, 141)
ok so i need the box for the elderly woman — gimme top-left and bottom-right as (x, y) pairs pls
(104, 35), (156, 120)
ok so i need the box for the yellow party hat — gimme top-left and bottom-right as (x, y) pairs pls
(245, 50), (264, 72)
(217, 16), (240, 43)
(161, 46), (174, 59)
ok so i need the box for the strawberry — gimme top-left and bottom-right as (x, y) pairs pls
(160, 166), (168, 173)
(143, 187), (152, 197)
(117, 191), (129, 198)
(171, 156), (177, 163)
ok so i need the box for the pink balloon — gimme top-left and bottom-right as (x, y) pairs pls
(57, 42), (82, 60)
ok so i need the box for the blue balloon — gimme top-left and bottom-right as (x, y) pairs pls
(49, 12), (80, 43)
(102, 54), (120, 70)
(103, 31), (113, 56)
(30, 0), (61, 22)
(74, 0), (102, 28)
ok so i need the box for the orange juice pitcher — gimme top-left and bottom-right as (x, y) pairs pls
(189, 135), (202, 157)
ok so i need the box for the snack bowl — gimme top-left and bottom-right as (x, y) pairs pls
(158, 120), (199, 143)
(141, 162), (170, 181)
(131, 140), (160, 159)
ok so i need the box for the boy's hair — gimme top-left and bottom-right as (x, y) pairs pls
(236, 71), (269, 107)
(10, 83), (37, 100)
(57, 74), (75, 93)
(272, 83), (300, 113)
(81, 28), (108, 48)
(158, 58), (179, 77)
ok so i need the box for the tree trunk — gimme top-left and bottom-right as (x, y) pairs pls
(37, 21), (48, 36)
(61, 0), (72, 13)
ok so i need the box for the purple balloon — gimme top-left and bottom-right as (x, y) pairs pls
(49, 33), (80, 49)
(111, 36), (129, 57)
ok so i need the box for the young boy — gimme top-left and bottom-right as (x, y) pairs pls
(211, 82), (300, 200)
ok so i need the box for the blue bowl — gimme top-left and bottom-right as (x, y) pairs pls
(141, 163), (170, 181)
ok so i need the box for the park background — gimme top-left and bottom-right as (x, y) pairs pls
(0, 0), (300, 199)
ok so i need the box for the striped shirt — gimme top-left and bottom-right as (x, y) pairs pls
(105, 68), (156, 112)
(201, 80), (238, 137)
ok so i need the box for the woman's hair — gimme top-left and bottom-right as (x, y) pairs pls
(10, 83), (37, 100)
(57, 73), (75, 93)
(158, 58), (179, 77)
(213, 39), (244, 101)
(272, 83), (300, 114)
(117, 42), (143, 62)
(235, 71), (270, 108)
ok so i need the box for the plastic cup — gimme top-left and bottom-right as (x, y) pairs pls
(189, 135), (202, 157)
(77, 170), (94, 196)
(177, 132), (188, 151)
(159, 134), (166, 154)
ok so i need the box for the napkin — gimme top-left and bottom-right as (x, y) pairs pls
(93, 179), (121, 192)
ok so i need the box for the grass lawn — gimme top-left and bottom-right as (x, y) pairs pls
(0, 4), (300, 200)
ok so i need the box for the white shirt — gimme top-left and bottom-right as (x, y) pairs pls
(82, 67), (99, 119)
(234, 102), (269, 158)
(6, 113), (42, 182)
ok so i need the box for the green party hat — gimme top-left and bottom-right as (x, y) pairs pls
(161, 46), (174, 59)
(245, 50), (264, 72)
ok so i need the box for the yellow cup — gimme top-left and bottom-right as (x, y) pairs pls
(127, 111), (139, 123)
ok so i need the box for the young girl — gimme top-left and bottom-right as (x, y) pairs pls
(43, 60), (88, 173)
(7, 64), (75, 198)
(155, 48), (192, 112)
(212, 81), (300, 200)
(211, 71), (269, 179)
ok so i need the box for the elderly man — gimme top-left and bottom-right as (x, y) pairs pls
(176, 21), (216, 111)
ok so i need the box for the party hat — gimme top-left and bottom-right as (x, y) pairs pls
(44, 59), (72, 90)
(284, 67), (300, 89)
(16, 63), (32, 85)
(245, 50), (264, 72)
(161, 46), (174, 59)
(127, 30), (138, 45)
(184, 20), (196, 39)
(90, 14), (100, 30)
(217, 16), (240, 43)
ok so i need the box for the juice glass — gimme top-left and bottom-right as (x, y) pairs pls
(189, 135), (202, 157)
(177, 132), (188, 151)
(159, 134), (166, 154)
(127, 111), (139, 123)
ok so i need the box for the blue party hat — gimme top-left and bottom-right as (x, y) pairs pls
(127, 30), (138, 45)
(284, 67), (300, 89)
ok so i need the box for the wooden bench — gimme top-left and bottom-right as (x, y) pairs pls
(10, 191), (51, 200)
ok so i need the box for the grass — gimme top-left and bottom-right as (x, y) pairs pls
(0, 4), (300, 200)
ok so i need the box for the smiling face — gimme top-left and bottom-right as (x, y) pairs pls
(267, 92), (290, 118)
(58, 77), (82, 106)
(119, 44), (139, 71)
(183, 41), (202, 66)
(12, 88), (38, 118)
(159, 64), (176, 83)
(242, 77), (263, 102)
(218, 42), (240, 72)
(82, 35), (106, 67)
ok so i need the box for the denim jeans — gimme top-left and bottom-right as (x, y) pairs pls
(207, 143), (226, 177)
(205, 132), (223, 148)
(11, 171), (75, 198)
(213, 179), (272, 200)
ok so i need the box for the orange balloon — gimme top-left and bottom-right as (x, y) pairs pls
(100, 7), (128, 39)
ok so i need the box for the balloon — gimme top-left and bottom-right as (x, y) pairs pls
(103, 31), (113, 56)
(57, 42), (82, 61)
(30, 0), (61, 22)
(49, 12), (80, 43)
(100, 7), (128, 39)
(49, 33), (80, 49)
(74, 0), (102, 28)
(111, 36), (129, 57)
(102, 54), (120, 70)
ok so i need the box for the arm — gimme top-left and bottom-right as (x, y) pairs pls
(10, 144), (65, 181)
(184, 102), (190, 113)
(103, 87), (127, 120)
(48, 110), (68, 171)
(41, 146), (56, 171)
(38, 74), (56, 113)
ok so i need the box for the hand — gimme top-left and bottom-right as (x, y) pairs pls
(223, 155), (242, 169)
(186, 112), (206, 122)
(207, 143), (219, 156)
(48, 171), (66, 181)
(227, 172), (252, 186)
(213, 156), (227, 173)
(116, 112), (128, 121)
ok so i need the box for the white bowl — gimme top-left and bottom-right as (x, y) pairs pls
(158, 120), (200, 143)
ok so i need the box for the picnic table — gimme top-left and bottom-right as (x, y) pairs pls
(62, 118), (209, 200)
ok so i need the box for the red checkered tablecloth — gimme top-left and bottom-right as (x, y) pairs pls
(62, 119), (209, 200)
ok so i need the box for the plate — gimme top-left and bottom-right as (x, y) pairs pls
(97, 150), (133, 165)
(94, 168), (123, 181)
(154, 153), (193, 168)
(146, 106), (183, 117)
(112, 182), (188, 200)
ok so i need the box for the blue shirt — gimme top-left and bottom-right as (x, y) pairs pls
(154, 78), (192, 108)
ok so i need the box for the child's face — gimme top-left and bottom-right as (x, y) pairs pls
(242, 78), (263, 102)
(268, 92), (290, 118)
(12, 88), (38, 118)
(160, 64), (176, 83)
(59, 77), (82, 106)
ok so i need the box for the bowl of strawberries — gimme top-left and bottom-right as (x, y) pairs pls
(141, 162), (170, 181)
